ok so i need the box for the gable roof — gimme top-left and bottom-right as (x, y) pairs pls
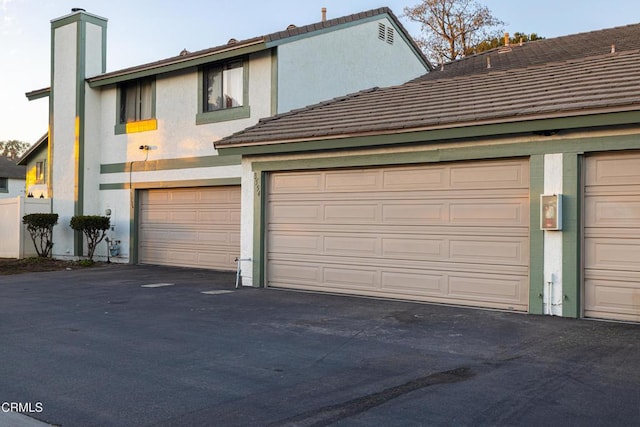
(0, 155), (26, 179)
(416, 22), (640, 81)
(215, 48), (640, 151)
(84, 7), (430, 88)
(17, 133), (48, 166)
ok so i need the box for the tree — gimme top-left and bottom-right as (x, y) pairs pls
(23, 213), (58, 258)
(404, 0), (504, 64)
(474, 32), (545, 53)
(70, 215), (110, 262)
(0, 140), (31, 159)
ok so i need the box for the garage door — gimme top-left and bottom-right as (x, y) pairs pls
(267, 159), (530, 311)
(139, 186), (240, 271)
(585, 152), (640, 322)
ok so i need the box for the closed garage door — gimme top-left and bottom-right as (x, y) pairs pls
(139, 186), (240, 271)
(267, 159), (530, 311)
(585, 152), (640, 322)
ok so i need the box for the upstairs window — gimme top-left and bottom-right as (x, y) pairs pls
(197, 59), (250, 125)
(115, 78), (157, 134)
(120, 79), (154, 123)
(35, 160), (46, 184)
(204, 61), (244, 111)
(0, 177), (7, 192)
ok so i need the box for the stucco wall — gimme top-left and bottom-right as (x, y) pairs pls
(94, 51), (272, 263)
(276, 16), (428, 113)
(51, 22), (79, 258)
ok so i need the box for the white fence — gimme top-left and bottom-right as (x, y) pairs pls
(0, 197), (52, 259)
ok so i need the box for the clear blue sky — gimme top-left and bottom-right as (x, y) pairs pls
(2, 0), (640, 143)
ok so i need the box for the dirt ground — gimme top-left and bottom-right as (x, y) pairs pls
(0, 257), (94, 275)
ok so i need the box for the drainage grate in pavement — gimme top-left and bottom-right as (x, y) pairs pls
(201, 290), (234, 295)
(141, 283), (175, 288)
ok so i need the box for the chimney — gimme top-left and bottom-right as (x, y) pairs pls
(321, 7), (327, 22)
(504, 32), (510, 47)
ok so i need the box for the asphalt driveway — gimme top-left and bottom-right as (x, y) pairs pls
(0, 264), (638, 426)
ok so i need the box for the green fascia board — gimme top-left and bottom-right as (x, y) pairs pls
(99, 177), (240, 191)
(26, 88), (51, 101)
(100, 155), (241, 174)
(88, 43), (266, 88)
(217, 111), (640, 156)
(264, 13), (430, 70)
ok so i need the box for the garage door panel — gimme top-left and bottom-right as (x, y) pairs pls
(585, 196), (640, 227)
(139, 187), (240, 271)
(585, 238), (640, 271)
(585, 151), (640, 321)
(267, 160), (529, 311)
(450, 162), (529, 189)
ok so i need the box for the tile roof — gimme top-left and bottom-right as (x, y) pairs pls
(87, 7), (429, 84)
(0, 155), (25, 179)
(216, 49), (640, 148)
(416, 23), (640, 81)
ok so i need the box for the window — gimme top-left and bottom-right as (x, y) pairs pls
(115, 78), (156, 134)
(0, 177), (7, 192)
(205, 61), (244, 111)
(197, 59), (250, 125)
(35, 160), (46, 184)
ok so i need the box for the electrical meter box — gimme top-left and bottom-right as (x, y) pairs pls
(541, 194), (562, 231)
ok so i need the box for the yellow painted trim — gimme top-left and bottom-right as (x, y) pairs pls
(125, 119), (158, 134)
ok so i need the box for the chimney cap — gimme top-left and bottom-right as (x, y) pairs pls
(71, 7), (86, 13)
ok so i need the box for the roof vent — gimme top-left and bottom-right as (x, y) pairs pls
(179, 49), (190, 56)
(611, 44), (616, 53)
(227, 38), (238, 45)
(287, 24), (297, 30)
(71, 7), (85, 12)
(322, 7), (327, 22)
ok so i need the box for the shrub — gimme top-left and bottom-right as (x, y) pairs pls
(69, 215), (110, 261)
(22, 213), (58, 257)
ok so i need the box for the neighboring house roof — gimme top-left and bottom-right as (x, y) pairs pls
(25, 7), (430, 97)
(0, 155), (26, 179)
(215, 48), (640, 149)
(17, 133), (48, 166)
(417, 22), (640, 81)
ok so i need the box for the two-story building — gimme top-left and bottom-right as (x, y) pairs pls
(26, 7), (430, 270)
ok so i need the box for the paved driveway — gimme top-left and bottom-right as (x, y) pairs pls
(0, 264), (638, 426)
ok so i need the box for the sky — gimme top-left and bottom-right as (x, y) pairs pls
(2, 0), (640, 144)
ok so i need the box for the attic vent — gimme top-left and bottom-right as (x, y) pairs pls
(287, 24), (297, 30)
(227, 38), (238, 45)
(386, 27), (394, 44)
(378, 23), (386, 40)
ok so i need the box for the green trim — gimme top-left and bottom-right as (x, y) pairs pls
(99, 177), (241, 191)
(114, 79), (157, 135)
(528, 155), (545, 314)
(51, 11), (107, 30)
(25, 88), (50, 101)
(270, 49), (278, 115)
(218, 112), (640, 156)
(250, 131), (640, 172)
(100, 155), (241, 174)
(562, 153), (581, 318)
(253, 171), (266, 287)
(130, 188), (139, 264)
(89, 43), (265, 88)
(196, 57), (251, 125)
(75, 14), (87, 256)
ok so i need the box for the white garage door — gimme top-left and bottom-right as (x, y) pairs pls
(585, 152), (640, 322)
(267, 159), (530, 311)
(139, 186), (240, 271)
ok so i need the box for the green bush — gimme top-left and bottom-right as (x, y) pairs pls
(22, 213), (58, 257)
(69, 215), (110, 261)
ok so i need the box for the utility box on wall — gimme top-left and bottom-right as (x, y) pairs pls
(541, 194), (562, 230)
